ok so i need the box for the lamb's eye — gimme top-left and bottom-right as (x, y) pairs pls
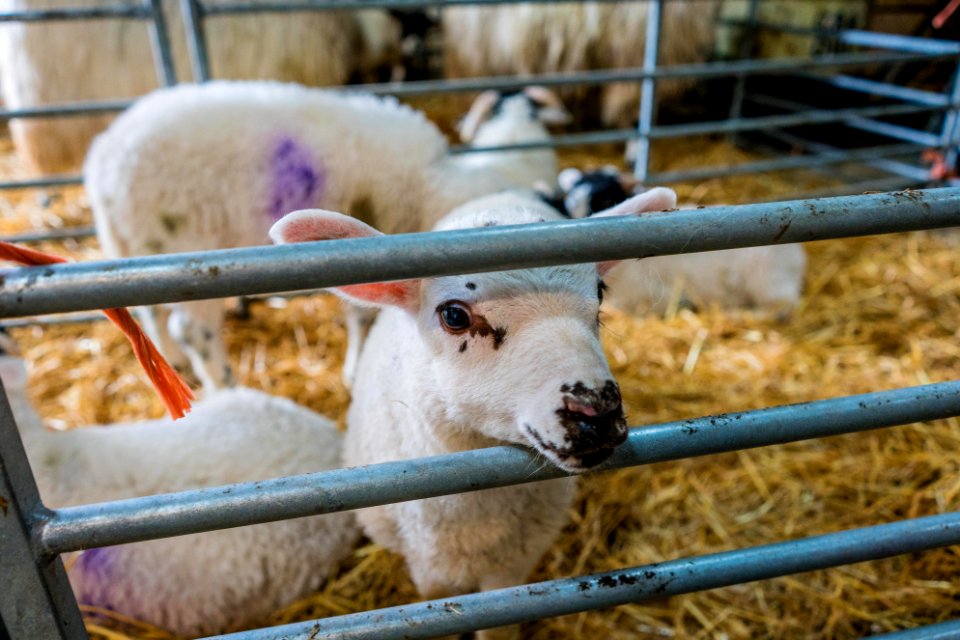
(438, 302), (472, 332)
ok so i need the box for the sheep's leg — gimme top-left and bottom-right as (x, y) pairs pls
(167, 300), (235, 393)
(342, 303), (378, 389)
(135, 306), (190, 372)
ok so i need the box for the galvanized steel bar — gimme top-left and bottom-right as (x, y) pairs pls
(632, 0), (661, 181)
(355, 50), (958, 97)
(647, 143), (923, 183)
(0, 175), (83, 191)
(202, 0), (735, 14)
(867, 620), (960, 640)
(37, 380), (960, 554)
(2, 189), (959, 318)
(0, 100), (130, 120)
(146, 0), (177, 86)
(725, 0), (760, 147)
(0, 386), (86, 639)
(208, 510), (960, 639)
(181, 0), (211, 82)
(808, 73), (950, 107)
(0, 5), (149, 21)
(0, 226), (96, 244)
(0, 313), (104, 329)
(746, 93), (944, 148)
(722, 20), (960, 55)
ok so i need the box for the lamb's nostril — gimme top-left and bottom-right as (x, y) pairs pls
(563, 397), (599, 416)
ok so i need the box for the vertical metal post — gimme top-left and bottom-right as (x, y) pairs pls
(938, 56), (960, 174)
(181, 0), (212, 82)
(0, 383), (87, 639)
(727, 0), (760, 146)
(145, 0), (177, 86)
(632, 0), (663, 182)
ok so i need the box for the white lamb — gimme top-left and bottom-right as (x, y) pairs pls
(556, 167), (807, 318)
(84, 80), (566, 392)
(270, 186), (679, 640)
(0, 0), (401, 173)
(0, 337), (359, 637)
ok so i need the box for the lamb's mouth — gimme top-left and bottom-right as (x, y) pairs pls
(522, 423), (617, 472)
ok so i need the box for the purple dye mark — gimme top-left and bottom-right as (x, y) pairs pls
(74, 547), (114, 581)
(268, 136), (325, 222)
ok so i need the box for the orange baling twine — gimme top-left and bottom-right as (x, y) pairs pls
(0, 241), (195, 419)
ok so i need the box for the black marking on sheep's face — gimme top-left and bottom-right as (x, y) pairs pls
(160, 212), (186, 235)
(436, 301), (506, 350)
(572, 173), (630, 217)
(491, 91), (535, 121)
(459, 341), (467, 353)
(555, 380), (626, 453)
(349, 195), (377, 228)
(483, 220), (498, 227)
(597, 280), (607, 303)
(465, 282), (477, 290)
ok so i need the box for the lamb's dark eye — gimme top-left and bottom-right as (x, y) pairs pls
(438, 301), (472, 332)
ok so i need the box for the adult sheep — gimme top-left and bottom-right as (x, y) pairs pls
(0, 0), (399, 173)
(443, 0), (720, 127)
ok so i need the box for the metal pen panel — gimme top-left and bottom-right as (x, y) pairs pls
(0, 385), (86, 640)
(1, 189), (957, 319)
(208, 511), (960, 639)
(632, 0), (662, 181)
(181, 0), (211, 81)
(145, 0), (177, 86)
(37, 380), (960, 555)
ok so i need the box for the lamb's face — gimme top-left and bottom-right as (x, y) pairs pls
(416, 264), (627, 473)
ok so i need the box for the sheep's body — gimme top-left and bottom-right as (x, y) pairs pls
(443, 1), (719, 126)
(604, 244), (807, 317)
(86, 81), (558, 390)
(3, 362), (359, 637)
(0, 0), (402, 173)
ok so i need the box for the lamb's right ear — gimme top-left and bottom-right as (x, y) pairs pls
(591, 187), (677, 219)
(270, 210), (420, 310)
(557, 167), (582, 193)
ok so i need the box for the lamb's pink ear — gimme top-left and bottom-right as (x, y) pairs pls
(591, 187), (677, 219)
(591, 187), (678, 276)
(269, 209), (420, 310)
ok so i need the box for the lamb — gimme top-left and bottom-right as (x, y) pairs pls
(0, 335), (359, 637)
(552, 167), (807, 318)
(0, 0), (401, 173)
(442, 1), (720, 128)
(84, 80), (567, 391)
(269, 185), (678, 640)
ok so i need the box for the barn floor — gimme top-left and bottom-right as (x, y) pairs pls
(1, 126), (959, 639)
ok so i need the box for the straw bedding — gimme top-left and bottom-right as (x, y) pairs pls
(0, 116), (958, 639)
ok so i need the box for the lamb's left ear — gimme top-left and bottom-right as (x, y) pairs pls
(591, 187), (678, 275)
(269, 209), (420, 310)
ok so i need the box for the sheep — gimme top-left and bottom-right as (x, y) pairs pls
(551, 167), (807, 318)
(0, 334), (359, 637)
(442, 1), (720, 128)
(84, 80), (567, 391)
(0, 0), (401, 174)
(269, 185), (679, 640)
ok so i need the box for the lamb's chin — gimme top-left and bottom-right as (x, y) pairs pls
(522, 423), (616, 473)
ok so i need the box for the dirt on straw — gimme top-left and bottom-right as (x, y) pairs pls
(1, 118), (958, 639)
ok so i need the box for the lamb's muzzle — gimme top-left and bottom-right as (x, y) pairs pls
(526, 380), (627, 472)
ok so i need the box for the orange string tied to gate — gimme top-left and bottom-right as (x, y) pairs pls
(0, 241), (195, 419)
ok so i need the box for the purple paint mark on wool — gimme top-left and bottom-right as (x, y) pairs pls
(74, 547), (114, 581)
(268, 137), (325, 222)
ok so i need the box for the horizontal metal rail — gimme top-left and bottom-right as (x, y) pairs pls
(869, 620), (960, 640)
(37, 380), (960, 555)
(0, 100), (131, 120)
(746, 93), (943, 149)
(805, 73), (951, 108)
(0, 175), (83, 191)
(357, 50), (960, 97)
(2, 189), (957, 319)
(643, 143), (923, 183)
(199, 0), (751, 15)
(0, 5), (150, 21)
(206, 511), (960, 639)
(0, 226), (95, 244)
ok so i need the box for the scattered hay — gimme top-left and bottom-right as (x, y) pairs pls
(2, 128), (958, 640)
